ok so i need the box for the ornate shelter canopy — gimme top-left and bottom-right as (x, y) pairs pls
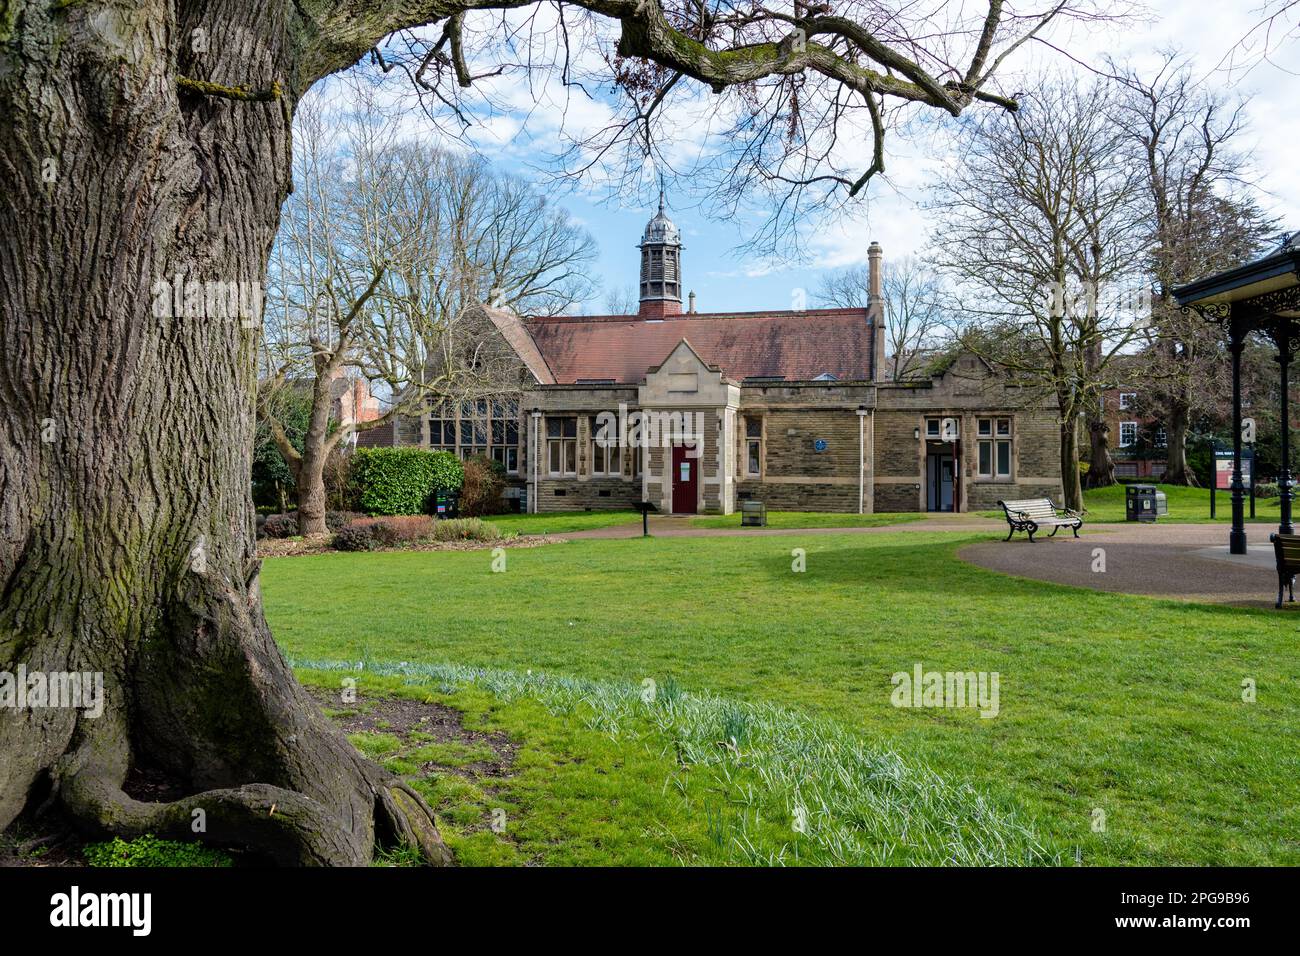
(1173, 235), (1300, 554)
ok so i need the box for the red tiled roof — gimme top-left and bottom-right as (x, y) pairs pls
(525, 308), (875, 384)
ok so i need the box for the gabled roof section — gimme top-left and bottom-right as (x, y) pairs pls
(477, 304), (555, 385)
(645, 337), (725, 378)
(526, 308), (874, 385)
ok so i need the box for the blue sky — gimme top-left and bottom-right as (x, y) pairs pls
(546, 193), (822, 315)
(353, 1), (1300, 315)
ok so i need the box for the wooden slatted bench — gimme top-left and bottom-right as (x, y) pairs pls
(997, 497), (1083, 542)
(1270, 533), (1300, 608)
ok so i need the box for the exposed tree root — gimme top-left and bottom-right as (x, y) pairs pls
(3, 575), (453, 867)
(61, 772), (363, 865)
(54, 739), (451, 866)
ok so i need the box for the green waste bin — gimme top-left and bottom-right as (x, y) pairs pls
(1125, 484), (1166, 522)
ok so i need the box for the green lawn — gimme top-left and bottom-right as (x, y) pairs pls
(980, 483), (1283, 524)
(688, 510), (924, 530)
(481, 509), (640, 534)
(263, 532), (1300, 866)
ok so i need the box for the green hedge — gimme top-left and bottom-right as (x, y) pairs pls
(351, 448), (463, 516)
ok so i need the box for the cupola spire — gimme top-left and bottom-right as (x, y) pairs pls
(638, 192), (683, 317)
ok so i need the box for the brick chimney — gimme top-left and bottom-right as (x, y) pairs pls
(868, 241), (886, 380)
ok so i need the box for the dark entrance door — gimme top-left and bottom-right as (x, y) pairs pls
(671, 445), (698, 514)
(926, 452), (956, 512)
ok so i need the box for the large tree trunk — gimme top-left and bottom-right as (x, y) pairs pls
(294, 376), (335, 537)
(1085, 416), (1116, 489)
(0, 1), (447, 864)
(1059, 416), (1084, 512)
(1161, 400), (1198, 486)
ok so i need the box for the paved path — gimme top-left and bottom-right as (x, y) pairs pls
(958, 523), (1288, 608)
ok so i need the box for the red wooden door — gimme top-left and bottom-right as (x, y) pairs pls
(671, 446), (698, 514)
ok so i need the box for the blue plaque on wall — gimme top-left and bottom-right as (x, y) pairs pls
(814, 439), (828, 453)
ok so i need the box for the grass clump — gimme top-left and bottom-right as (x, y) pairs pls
(294, 658), (1060, 866)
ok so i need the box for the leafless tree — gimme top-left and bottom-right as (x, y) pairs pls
(817, 254), (951, 380)
(374, 2), (1126, 254)
(1, 0), (1132, 866)
(929, 76), (1147, 510)
(1111, 54), (1277, 486)
(261, 87), (597, 535)
(603, 284), (639, 314)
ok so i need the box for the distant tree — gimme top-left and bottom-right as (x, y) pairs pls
(930, 77), (1148, 509)
(816, 256), (950, 380)
(260, 89), (597, 536)
(604, 285), (639, 315)
(1112, 54), (1278, 485)
(252, 387), (312, 511)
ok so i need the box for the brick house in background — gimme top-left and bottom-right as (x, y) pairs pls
(1102, 360), (1167, 478)
(392, 202), (1064, 514)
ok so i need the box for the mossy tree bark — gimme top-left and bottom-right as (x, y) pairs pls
(0, 0), (451, 865)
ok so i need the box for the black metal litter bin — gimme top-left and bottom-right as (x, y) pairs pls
(434, 490), (459, 518)
(740, 500), (766, 527)
(1125, 484), (1166, 522)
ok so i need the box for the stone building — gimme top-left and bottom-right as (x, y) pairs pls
(391, 202), (1065, 514)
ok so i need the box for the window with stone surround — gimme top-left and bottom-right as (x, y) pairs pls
(745, 418), (763, 477)
(547, 416), (578, 476)
(589, 415), (621, 477)
(977, 417), (1013, 479)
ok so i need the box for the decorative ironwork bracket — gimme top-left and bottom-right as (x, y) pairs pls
(1179, 301), (1232, 324)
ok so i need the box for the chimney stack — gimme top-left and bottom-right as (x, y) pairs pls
(688, 291), (697, 313)
(867, 241), (886, 380)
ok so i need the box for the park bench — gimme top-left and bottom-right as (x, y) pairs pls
(997, 497), (1083, 542)
(1269, 533), (1300, 608)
